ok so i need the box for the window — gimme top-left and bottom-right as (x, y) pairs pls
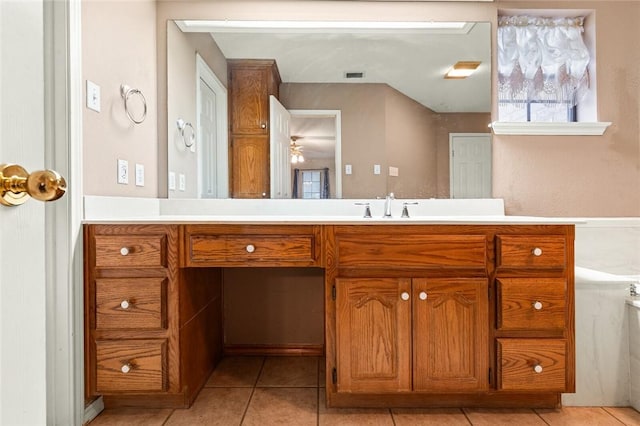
(497, 15), (590, 123)
(302, 170), (322, 199)
(292, 168), (331, 199)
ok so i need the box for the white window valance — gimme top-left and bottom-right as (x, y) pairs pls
(498, 16), (591, 122)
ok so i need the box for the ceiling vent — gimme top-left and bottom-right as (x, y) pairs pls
(344, 72), (365, 79)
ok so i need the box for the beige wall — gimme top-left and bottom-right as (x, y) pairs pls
(82, 0), (158, 197)
(281, 83), (388, 198)
(493, 1), (640, 216)
(166, 21), (227, 198)
(83, 1), (640, 207)
(434, 113), (492, 198)
(385, 86), (438, 198)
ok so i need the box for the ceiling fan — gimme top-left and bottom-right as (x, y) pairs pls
(290, 136), (305, 164)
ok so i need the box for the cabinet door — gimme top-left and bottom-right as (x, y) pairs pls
(336, 278), (411, 393)
(229, 66), (270, 135)
(413, 278), (488, 391)
(231, 136), (269, 198)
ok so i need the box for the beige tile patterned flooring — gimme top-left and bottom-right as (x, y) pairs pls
(88, 356), (640, 426)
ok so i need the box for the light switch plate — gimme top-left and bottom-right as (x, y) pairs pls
(135, 163), (144, 186)
(179, 173), (186, 191)
(389, 166), (399, 177)
(345, 164), (352, 175)
(168, 172), (176, 190)
(117, 159), (128, 184)
(374, 164), (381, 175)
(86, 80), (101, 112)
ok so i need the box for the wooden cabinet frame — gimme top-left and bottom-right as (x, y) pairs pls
(85, 222), (574, 410)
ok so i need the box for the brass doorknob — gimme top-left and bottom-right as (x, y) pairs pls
(1, 163), (67, 206)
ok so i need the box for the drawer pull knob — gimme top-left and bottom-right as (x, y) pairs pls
(261, 123), (267, 129)
(120, 247), (130, 256)
(533, 301), (543, 310)
(401, 292), (410, 301)
(246, 244), (255, 253)
(532, 247), (543, 256)
(533, 364), (543, 374)
(419, 291), (428, 300)
(121, 363), (132, 374)
(120, 300), (130, 310)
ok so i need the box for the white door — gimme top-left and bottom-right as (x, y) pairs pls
(1, 1), (79, 424)
(198, 78), (218, 197)
(269, 95), (291, 198)
(196, 54), (228, 198)
(449, 133), (492, 199)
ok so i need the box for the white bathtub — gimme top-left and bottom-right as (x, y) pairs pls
(562, 218), (640, 407)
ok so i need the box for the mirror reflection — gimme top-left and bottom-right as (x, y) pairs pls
(167, 20), (491, 199)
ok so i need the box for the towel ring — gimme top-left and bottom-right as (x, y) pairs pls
(120, 84), (147, 124)
(176, 118), (195, 148)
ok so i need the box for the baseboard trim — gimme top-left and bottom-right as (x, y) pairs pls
(224, 344), (324, 357)
(83, 396), (104, 425)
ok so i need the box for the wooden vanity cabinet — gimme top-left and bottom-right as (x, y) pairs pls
(84, 224), (223, 408)
(336, 277), (488, 394)
(85, 222), (574, 409)
(325, 224), (574, 408)
(227, 59), (281, 198)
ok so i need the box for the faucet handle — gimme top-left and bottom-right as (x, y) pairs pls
(401, 202), (419, 218)
(354, 202), (372, 218)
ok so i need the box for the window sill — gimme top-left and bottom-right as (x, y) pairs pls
(490, 122), (612, 136)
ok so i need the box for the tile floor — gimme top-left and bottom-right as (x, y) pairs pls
(89, 356), (640, 426)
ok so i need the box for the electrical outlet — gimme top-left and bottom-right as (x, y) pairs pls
(86, 80), (101, 112)
(169, 172), (176, 190)
(179, 173), (186, 191)
(345, 164), (352, 175)
(117, 159), (128, 184)
(135, 163), (144, 186)
(373, 164), (381, 175)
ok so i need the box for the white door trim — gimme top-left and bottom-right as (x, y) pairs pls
(287, 109), (342, 199)
(196, 54), (228, 198)
(44, 0), (84, 424)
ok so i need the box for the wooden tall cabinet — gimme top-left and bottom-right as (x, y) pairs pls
(227, 59), (281, 198)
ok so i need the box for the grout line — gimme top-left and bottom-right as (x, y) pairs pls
(461, 408), (474, 425)
(601, 407), (631, 425)
(161, 409), (175, 426)
(239, 356), (265, 425)
(532, 408), (551, 425)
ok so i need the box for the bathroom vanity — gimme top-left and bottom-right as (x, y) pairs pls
(84, 219), (574, 409)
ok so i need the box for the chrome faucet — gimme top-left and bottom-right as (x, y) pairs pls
(383, 193), (395, 218)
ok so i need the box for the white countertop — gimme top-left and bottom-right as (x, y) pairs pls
(82, 196), (580, 225)
(83, 214), (579, 225)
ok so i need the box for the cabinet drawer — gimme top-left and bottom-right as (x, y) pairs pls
(95, 339), (167, 393)
(497, 278), (566, 331)
(497, 235), (566, 269)
(95, 278), (167, 330)
(336, 234), (486, 269)
(95, 235), (167, 268)
(188, 234), (317, 266)
(497, 338), (566, 391)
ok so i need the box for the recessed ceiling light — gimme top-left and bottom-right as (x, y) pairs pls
(444, 61), (481, 79)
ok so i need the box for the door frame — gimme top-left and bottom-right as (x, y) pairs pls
(448, 132), (492, 199)
(287, 109), (342, 199)
(45, 0), (84, 424)
(196, 53), (228, 198)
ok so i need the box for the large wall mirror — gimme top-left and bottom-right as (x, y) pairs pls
(167, 19), (491, 199)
